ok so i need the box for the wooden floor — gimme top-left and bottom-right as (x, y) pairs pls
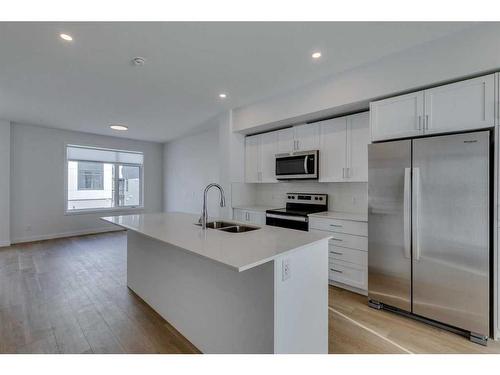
(1, 231), (499, 354)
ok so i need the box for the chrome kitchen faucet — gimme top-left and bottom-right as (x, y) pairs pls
(199, 183), (226, 229)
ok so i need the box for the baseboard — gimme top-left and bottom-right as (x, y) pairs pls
(329, 280), (368, 296)
(11, 226), (124, 244)
(0, 240), (11, 248)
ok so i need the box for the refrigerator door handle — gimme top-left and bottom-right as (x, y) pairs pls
(412, 167), (421, 261)
(403, 168), (411, 259)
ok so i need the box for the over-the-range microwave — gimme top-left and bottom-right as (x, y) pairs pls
(275, 150), (319, 180)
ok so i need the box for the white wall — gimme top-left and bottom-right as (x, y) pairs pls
(0, 120), (10, 246)
(10, 123), (163, 243)
(163, 111), (248, 220)
(163, 123), (221, 216)
(233, 23), (500, 133)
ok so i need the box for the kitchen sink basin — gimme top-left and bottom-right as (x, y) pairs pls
(195, 221), (236, 229)
(218, 225), (260, 233)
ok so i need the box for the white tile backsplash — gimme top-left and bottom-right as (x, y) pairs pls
(232, 182), (367, 213)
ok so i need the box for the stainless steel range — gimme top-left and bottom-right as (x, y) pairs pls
(266, 193), (328, 231)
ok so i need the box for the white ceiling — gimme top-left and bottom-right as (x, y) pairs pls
(0, 22), (476, 142)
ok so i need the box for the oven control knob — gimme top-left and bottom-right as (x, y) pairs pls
(319, 197), (323, 200)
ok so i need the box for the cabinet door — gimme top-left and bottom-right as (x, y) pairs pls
(294, 123), (320, 151)
(244, 135), (260, 183)
(346, 112), (369, 182)
(277, 128), (295, 153)
(259, 131), (278, 183)
(318, 117), (347, 182)
(370, 91), (424, 142)
(424, 74), (495, 134)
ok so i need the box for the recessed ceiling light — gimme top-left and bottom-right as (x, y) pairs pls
(60, 33), (73, 41)
(110, 124), (128, 131)
(219, 93), (227, 99)
(311, 51), (322, 59)
(131, 57), (146, 66)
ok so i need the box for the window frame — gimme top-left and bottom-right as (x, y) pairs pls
(64, 144), (145, 215)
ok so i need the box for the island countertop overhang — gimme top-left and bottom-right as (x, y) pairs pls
(101, 212), (331, 272)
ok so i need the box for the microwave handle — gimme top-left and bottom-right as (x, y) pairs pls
(304, 155), (309, 174)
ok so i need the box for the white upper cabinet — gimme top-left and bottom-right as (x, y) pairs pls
(424, 74), (495, 134)
(259, 131), (278, 183)
(319, 112), (369, 182)
(346, 112), (369, 182)
(370, 91), (424, 142)
(370, 74), (496, 142)
(245, 132), (278, 183)
(319, 117), (347, 182)
(245, 113), (368, 184)
(244, 135), (260, 183)
(277, 124), (319, 153)
(277, 128), (295, 153)
(294, 123), (320, 151)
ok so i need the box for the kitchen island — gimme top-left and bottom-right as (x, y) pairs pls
(101, 212), (331, 354)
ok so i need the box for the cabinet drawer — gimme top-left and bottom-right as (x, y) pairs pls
(326, 231), (367, 251)
(329, 245), (367, 266)
(329, 260), (367, 290)
(309, 217), (367, 236)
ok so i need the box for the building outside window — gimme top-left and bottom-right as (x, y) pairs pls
(77, 162), (104, 190)
(66, 145), (143, 212)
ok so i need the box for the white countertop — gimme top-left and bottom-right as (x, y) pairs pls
(308, 211), (368, 222)
(101, 212), (331, 272)
(232, 205), (280, 212)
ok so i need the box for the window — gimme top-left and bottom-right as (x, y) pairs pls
(78, 162), (104, 190)
(66, 145), (143, 212)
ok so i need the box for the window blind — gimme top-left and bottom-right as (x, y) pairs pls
(67, 145), (144, 165)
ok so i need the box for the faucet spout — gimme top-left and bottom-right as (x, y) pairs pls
(200, 183), (226, 229)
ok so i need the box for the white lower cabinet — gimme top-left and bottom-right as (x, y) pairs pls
(233, 208), (266, 226)
(310, 216), (368, 294)
(328, 260), (367, 291)
(329, 245), (367, 265)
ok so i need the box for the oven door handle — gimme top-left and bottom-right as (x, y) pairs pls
(266, 213), (308, 222)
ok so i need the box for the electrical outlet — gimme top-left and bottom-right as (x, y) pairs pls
(282, 258), (291, 281)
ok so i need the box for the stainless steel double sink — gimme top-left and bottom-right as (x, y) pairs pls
(195, 221), (260, 233)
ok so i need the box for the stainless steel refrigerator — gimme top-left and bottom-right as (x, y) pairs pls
(368, 131), (491, 344)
